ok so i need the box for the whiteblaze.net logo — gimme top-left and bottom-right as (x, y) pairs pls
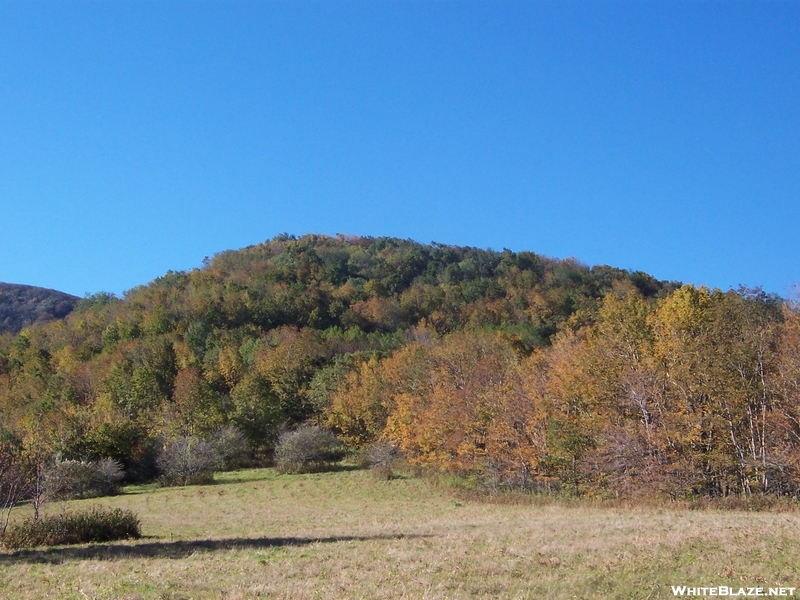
(671, 587), (796, 597)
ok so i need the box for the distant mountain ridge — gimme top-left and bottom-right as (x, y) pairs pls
(0, 283), (79, 334)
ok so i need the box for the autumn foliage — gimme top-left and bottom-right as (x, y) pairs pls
(329, 285), (800, 499)
(0, 234), (798, 500)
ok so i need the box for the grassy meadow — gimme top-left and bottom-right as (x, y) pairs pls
(1, 467), (799, 599)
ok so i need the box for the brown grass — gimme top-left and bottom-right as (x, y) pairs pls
(0, 468), (798, 599)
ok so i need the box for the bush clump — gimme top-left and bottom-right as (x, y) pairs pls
(156, 426), (249, 486)
(367, 440), (401, 480)
(274, 425), (346, 474)
(1, 508), (141, 550)
(209, 425), (250, 470)
(157, 436), (219, 486)
(45, 458), (125, 500)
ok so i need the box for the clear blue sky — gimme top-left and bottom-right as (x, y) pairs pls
(1, 1), (798, 297)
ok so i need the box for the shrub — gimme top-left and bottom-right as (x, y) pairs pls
(0, 441), (28, 535)
(156, 426), (250, 486)
(157, 436), (219, 486)
(0, 508), (141, 550)
(209, 425), (250, 470)
(367, 439), (400, 480)
(45, 458), (125, 500)
(274, 425), (346, 474)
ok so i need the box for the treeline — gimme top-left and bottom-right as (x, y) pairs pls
(332, 285), (800, 498)
(2, 233), (797, 499)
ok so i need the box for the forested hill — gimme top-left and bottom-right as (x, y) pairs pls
(0, 232), (677, 442)
(0, 232), (678, 358)
(0, 283), (79, 334)
(14, 234), (800, 501)
(117, 232), (676, 346)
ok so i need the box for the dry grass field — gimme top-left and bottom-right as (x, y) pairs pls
(1, 467), (799, 599)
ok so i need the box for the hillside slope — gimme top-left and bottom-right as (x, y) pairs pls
(0, 235), (797, 501)
(0, 233), (680, 469)
(2, 234), (798, 500)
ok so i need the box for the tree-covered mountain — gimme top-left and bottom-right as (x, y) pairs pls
(3, 234), (799, 500)
(0, 283), (79, 335)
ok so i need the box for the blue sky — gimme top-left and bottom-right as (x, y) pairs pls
(1, 1), (798, 298)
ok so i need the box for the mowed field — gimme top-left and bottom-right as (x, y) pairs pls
(1, 468), (798, 599)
